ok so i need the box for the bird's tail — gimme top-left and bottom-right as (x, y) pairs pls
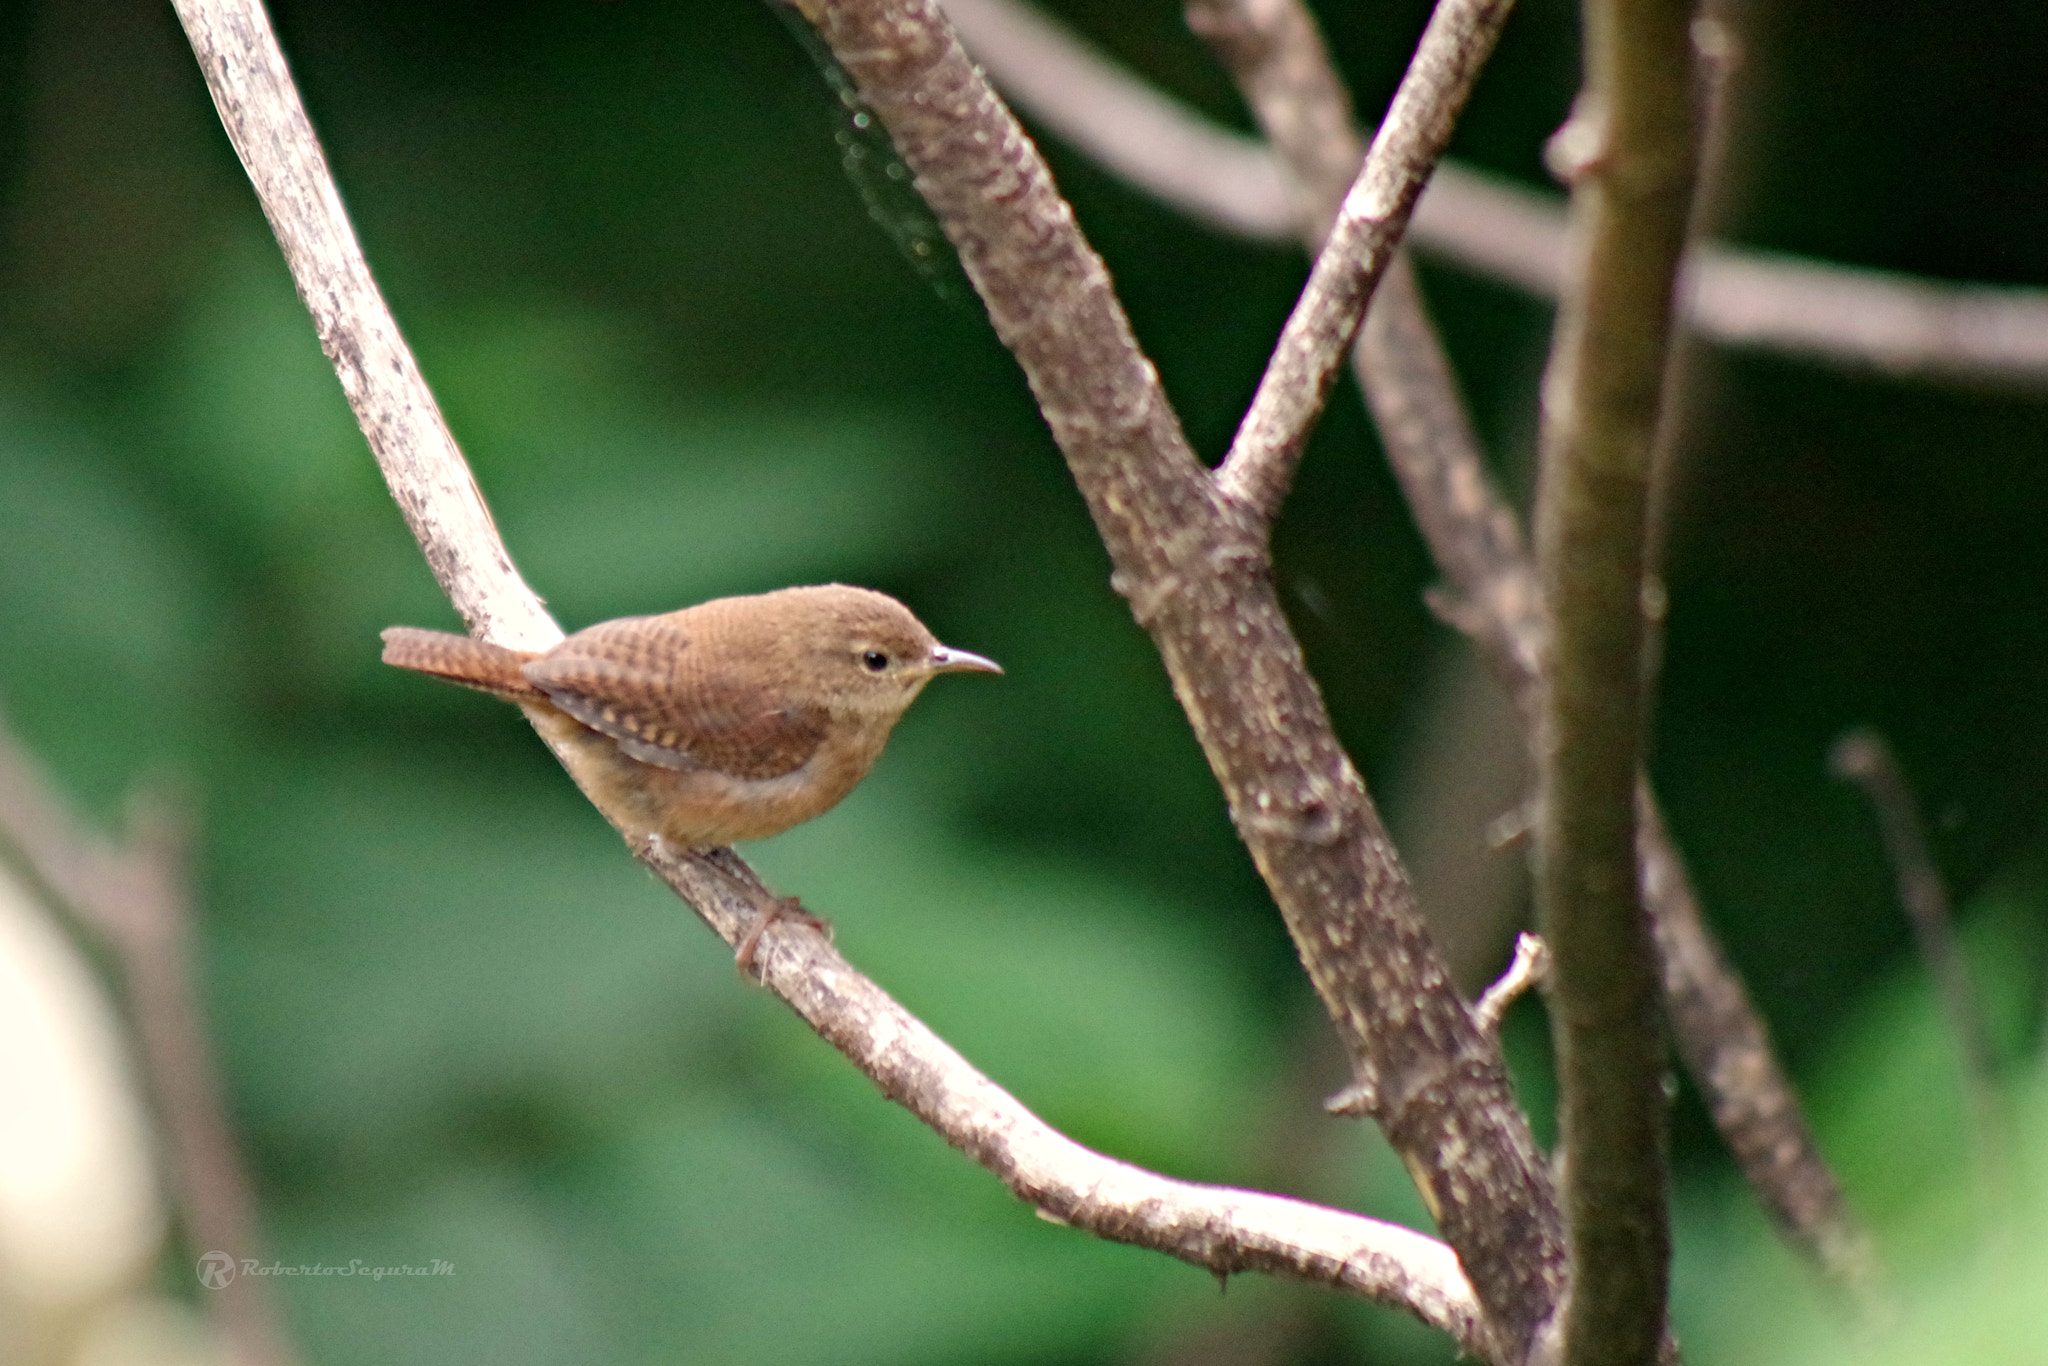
(381, 627), (547, 700)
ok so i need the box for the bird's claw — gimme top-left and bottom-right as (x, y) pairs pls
(734, 895), (833, 975)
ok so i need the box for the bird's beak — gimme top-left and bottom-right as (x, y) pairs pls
(928, 644), (1003, 675)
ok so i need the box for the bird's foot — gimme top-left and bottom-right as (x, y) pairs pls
(735, 894), (833, 975)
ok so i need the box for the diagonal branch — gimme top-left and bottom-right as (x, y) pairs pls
(1830, 729), (2005, 1187)
(167, 0), (1499, 1350)
(168, 1), (557, 653)
(1635, 798), (1878, 1293)
(653, 845), (1493, 1356)
(0, 711), (301, 1366)
(1184, 0), (1877, 1300)
(1212, 0), (1519, 525)
(943, 0), (1296, 240)
(944, 0), (2048, 390)
(789, 0), (1563, 1355)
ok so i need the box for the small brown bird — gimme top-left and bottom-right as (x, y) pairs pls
(382, 584), (999, 962)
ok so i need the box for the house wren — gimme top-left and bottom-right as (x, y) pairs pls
(382, 584), (999, 961)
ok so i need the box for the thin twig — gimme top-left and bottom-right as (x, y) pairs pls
(1633, 798), (1879, 1294)
(1532, 0), (1701, 1356)
(1830, 729), (2005, 1185)
(1474, 932), (1549, 1034)
(1212, 0), (1520, 523)
(785, 0), (1567, 1354)
(168, 0), (1503, 1349)
(1182, 0), (1358, 242)
(1187, 0), (1877, 1302)
(0, 712), (300, 1366)
(945, 0), (2048, 389)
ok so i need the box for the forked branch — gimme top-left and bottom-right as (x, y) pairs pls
(1212, 0), (1518, 523)
(168, 0), (1499, 1351)
(789, 0), (1563, 1354)
(946, 0), (2048, 390)
(1184, 0), (1876, 1300)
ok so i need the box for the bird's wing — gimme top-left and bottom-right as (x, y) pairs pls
(521, 615), (829, 780)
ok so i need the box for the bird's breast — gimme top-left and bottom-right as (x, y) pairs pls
(527, 700), (891, 847)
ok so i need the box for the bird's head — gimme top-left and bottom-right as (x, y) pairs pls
(772, 584), (1001, 721)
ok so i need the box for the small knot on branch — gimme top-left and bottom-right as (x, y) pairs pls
(1230, 778), (1351, 846)
(1182, 0), (1269, 71)
(1208, 535), (1271, 578)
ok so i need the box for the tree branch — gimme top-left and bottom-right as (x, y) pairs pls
(1212, 0), (1519, 524)
(1633, 796), (1879, 1294)
(169, 0), (557, 653)
(1473, 932), (1550, 1034)
(168, 0), (1500, 1349)
(0, 710), (300, 1366)
(785, 0), (1566, 1353)
(1830, 729), (2005, 1187)
(941, 0), (1297, 240)
(945, 0), (2048, 390)
(1184, 0), (1876, 1302)
(1531, 0), (1701, 1357)
(654, 845), (1493, 1357)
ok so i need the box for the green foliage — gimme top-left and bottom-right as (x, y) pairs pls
(1674, 884), (2048, 1366)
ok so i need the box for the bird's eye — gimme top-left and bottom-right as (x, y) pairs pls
(861, 650), (890, 673)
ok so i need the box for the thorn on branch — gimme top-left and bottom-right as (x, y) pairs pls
(1323, 1076), (1377, 1118)
(1473, 933), (1549, 1035)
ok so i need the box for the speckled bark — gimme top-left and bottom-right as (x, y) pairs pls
(1348, 105), (1874, 1308)
(796, 0), (1558, 1356)
(1191, 0), (1871, 1308)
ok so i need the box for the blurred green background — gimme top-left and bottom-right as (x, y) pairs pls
(0, 0), (2044, 1362)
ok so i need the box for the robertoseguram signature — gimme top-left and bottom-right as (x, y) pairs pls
(196, 1252), (454, 1289)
